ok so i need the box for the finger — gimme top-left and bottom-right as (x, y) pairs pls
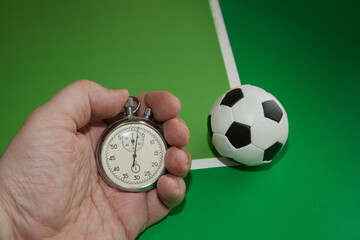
(135, 91), (181, 122)
(165, 147), (191, 178)
(157, 175), (186, 209)
(162, 118), (190, 147)
(39, 80), (129, 131)
(146, 175), (186, 226)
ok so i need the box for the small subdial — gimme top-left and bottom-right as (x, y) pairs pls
(131, 162), (141, 173)
(121, 130), (144, 152)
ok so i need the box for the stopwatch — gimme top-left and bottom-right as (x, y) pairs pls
(95, 97), (167, 192)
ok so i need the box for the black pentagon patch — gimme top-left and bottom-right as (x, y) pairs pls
(207, 115), (213, 138)
(225, 122), (251, 148)
(220, 88), (243, 107)
(262, 100), (283, 123)
(263, 142), (283, 161)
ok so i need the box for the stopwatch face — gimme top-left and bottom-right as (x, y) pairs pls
(97, 121), (167, 192)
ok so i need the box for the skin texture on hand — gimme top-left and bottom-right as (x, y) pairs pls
(0, 80), (191, 240)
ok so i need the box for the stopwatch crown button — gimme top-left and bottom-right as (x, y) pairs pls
(125, 98), (134, 108)
(144, 108), (152, 119)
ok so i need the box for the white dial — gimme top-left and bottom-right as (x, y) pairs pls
(98, 121), (166, 191)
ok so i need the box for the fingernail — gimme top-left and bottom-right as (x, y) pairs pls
(182, 148), (191, 166)
(176, 118), (190, 138)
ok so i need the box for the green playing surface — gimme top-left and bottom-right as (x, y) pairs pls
(1, 0), (360, 239)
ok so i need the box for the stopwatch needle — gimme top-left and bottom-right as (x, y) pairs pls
(132, 155), (136, 167)
(132, 128), (139, 167)
(131, 131), (135, 146)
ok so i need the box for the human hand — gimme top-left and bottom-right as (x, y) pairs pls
(0, 80), (191, 240)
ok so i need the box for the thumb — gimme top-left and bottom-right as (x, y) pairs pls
(40, 80), (129, 130)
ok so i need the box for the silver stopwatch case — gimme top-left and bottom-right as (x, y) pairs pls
(95, 97), (167, 192)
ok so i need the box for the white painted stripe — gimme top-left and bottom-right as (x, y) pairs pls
(191, 0), (241, 170)
(191, 157), (240, 170)
(209, 0), (241, 88)
(190, 1), (241, 170)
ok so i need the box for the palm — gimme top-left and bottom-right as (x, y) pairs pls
(3, 120), (150, 239)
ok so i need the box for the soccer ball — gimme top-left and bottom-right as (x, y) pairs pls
(208, 85), (289, 166)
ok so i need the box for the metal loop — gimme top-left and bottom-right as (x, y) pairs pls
(129, 96), (141, 114)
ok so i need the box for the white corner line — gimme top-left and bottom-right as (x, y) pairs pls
(209, 0), (241, 88)
(191, 157), (240, 170)
(191, 1), (242, 170)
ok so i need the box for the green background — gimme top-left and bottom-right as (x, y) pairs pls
(1, 0), (360, 239)
(0, 0), (229, 159)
